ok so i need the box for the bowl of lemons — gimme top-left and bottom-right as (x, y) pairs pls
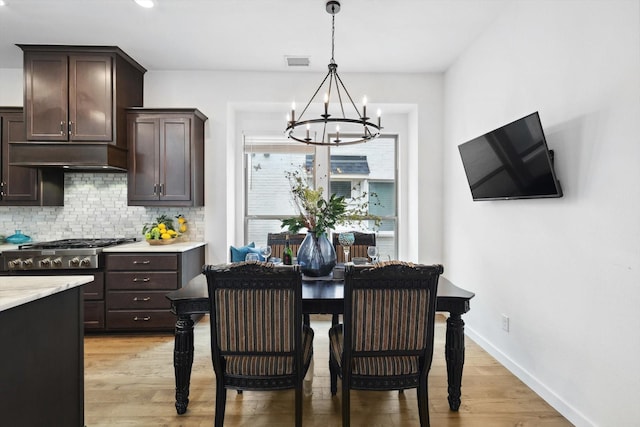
(143, 214), (188, 245)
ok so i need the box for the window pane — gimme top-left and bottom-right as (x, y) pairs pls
(246, 219), (285, 248)
(330, 136), (397, 258)
(330, 180), (352, 198)
(246, 152), (312, 216)
(369, 181), (395, 219)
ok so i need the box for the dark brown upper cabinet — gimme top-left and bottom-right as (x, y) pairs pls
(20, 45), (145, 145)
(127, 108), (207, 207)
(0, 107), (63, 206)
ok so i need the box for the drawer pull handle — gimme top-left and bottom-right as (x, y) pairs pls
(132, 260), (151, 265)
(133, 297), (151, 302)
(133, 277), (151, 283)
(133, 316), (151, 321)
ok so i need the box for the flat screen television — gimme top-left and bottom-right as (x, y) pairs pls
(458, 112), (563, 201)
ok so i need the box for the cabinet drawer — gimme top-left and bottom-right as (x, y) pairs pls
(106, 271), (178, 290)
(84, 300), (105, 330)
(107, 290), (172, 310)
(106, 253), (178, 271)
(106, 310), (176, 330)
(82, 273), (104, 300)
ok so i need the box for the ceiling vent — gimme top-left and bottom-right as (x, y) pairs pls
(285, 56), (310, 67)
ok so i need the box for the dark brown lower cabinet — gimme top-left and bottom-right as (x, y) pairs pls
(104, 245), (205, 331)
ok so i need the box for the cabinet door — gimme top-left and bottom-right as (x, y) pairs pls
(24, 52), (69, 141)
(160, 117), (191, 202)
(1, 113), (39, 202)
(68, 55), (113, 141)
(128, 116), (160, 202)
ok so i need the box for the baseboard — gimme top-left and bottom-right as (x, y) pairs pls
(464, 326), (593, 427)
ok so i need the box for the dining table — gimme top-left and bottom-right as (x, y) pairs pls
(165, 272), (475, 415)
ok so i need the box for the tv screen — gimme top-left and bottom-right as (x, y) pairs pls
(458, 112), (562, 201)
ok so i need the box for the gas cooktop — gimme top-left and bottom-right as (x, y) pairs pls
(3, 237), (138, 271)
(18, 238), (137, 250)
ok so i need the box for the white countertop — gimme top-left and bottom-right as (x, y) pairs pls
(0, 243), (21, 252)
(0, 275), (94, 312)
(102, 240), (206, 253)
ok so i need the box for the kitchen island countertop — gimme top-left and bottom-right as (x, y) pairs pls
(0, 275), (94, 312)
(102, 240), (206, 253)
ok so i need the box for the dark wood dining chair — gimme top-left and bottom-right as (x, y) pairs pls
(332, 231), (376, 263)
(328, 261), (443, 427)
(203, 262), (314, 427)
(267, 232), (306, 260)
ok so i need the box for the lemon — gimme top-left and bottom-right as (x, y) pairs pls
(178, 217), (186, 224)
(158, 223), (166, 230)
(161, 233), (172, 240)
(179, 224), (187, 233)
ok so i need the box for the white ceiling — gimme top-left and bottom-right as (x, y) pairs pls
(0, 0), (509, 73)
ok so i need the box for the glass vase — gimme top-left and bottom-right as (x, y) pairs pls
(297, 231), (336, 277)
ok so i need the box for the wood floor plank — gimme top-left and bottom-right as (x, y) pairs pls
(84, 314), (573, 426)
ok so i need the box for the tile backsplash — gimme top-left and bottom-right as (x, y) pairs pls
(0, 173), (204, 242)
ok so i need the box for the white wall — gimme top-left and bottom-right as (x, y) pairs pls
(443, 1), (640, 426)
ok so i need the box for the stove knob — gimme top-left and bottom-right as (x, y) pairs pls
(40, 258), (51, 268)
(69, 257), (80, 267)
(80, 257), (92, 267)
(52, 258), (63, 267)
(8, 258), (22, 269)
(23, 258), (34, 268)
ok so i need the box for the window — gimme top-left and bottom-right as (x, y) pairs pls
(244, 136), (314, 247)
(244, 135), (397, 259)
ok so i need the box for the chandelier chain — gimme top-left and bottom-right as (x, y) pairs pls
(331, 14), (335, 63)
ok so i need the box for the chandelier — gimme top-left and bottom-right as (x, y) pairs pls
(285, 0), (382, 146)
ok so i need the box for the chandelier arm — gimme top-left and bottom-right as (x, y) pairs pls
(334, 76), (347, 119)
(334, 72), (363, 119)
(326, 69), (335, 109)
(298, 69), (333, 120)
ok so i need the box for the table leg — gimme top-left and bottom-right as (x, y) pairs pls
(445, 313), (466, 411)
(330, 313), (339, 395)
(174, 314), (195, 415)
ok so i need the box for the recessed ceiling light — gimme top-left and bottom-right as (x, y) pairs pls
(0, 1), (7, 6)
(134, 0), (154, 8)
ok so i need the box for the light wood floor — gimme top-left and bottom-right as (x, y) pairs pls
(84, 315), (573, 426)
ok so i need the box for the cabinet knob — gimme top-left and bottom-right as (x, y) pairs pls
(68, 121), (73, 135)
(60, 121), (65, 135)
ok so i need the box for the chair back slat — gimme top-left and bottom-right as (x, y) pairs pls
(215, 288), (294, 352)
(352, 288), (429, 352)
(267, 233), (306, 260)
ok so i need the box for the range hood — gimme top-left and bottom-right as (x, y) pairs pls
(9, 142), (128, 171)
